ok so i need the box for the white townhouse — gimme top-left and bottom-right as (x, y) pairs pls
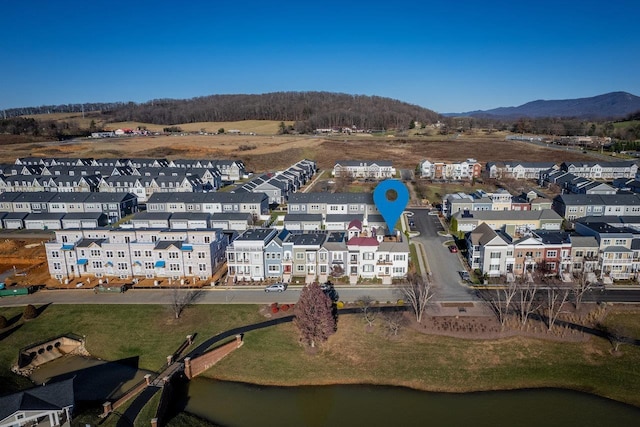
(45, 228), (227, 281)
(332, 160), (396, 179)
(486, 162), (558, 179)
(226, 228), (278, 281)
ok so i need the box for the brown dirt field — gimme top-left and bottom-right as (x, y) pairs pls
(0, 132), (595, 174)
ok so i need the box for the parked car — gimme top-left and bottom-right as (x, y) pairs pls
(458, 271), (471, 282)
(265, 283), (287, 293)
(409, 219), (416, 227)
(448, 245), (458, 253)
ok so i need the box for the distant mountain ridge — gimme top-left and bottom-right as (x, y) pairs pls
(446, 91), (640, 119)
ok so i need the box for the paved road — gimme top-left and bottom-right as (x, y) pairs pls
(408, 208), (477, 302)
(0, 286), (405, 307)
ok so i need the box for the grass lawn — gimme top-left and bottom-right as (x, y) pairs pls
(205, 310), (640, 408)
(2, 304), (640, 409)
(0, 304), (264, 396)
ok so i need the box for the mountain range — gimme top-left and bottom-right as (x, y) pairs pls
(445, 91), (640, 119)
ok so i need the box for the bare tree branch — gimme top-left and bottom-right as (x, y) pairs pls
(400, 273), (434, 323)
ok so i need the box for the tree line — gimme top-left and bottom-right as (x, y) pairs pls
(104, 91), (441, 131)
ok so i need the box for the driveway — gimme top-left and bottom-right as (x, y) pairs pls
(407, 209), (477, 302)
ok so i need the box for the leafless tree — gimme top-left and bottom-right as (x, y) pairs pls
(597, 323), (629, 353)
(477, 280), (518, 330)
(543, 283), (571, 331)
(356, 295), (379, 328)
(170, 285), (202, 319)
(515, 279), (541, 327)
(571, 271), (593, 311)
(400, 273), (434, 323)
(383, 308), (406, 337)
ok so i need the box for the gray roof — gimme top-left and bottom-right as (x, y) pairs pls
(168, 212), (210, 221)
(61, 212), (107, 220)
(335, 160), (393, 167)
(284, 214), (323, 222)
(24, 213), (66, 221)
(288, 192), (374, 204)
(236, 228), (276, 242)
(569, 235), (599, 247)
(155, 240), (183, 250)
(210, 213), (253, 221)
(325, 214), (363, 222)
(286, 233), (327, 246)
(83, 192), (137, 203)
(452, 209), (562, 222)
(131, 212), (172, 221)
(0, 378), (74, 420)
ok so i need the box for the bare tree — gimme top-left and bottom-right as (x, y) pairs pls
(543, 284), (571, 331)
(356, 295), (379, 329)
(400, 273), (434, 323)
(477, 279), (518, 330)
(597, 323), (629, 353)
(294, 283), (337, 348)
(571, 271), (593, 311)
(383, 308), (406, 337)
(170, 285), (202, 319)
(515, 279), (541, 327)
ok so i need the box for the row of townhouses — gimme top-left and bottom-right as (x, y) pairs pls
(332, 160), (396, 179)
(442, 189), (552, 218)
(226, 228), (409, 285)
(233, 159), (317, 204)
(467, 217), (640, 282)
(552, 193), (640, 220)
(485, 160), (637, 180)
(418, 158), (482, 181)
(12, 157), (246, 181)
(45, 228), (228, 281)
(540, 169), (616, 195)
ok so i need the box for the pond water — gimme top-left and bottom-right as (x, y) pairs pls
(29, 354), (150, 401)
(182, 378), (640, 427)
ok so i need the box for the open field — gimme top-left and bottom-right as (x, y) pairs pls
(0, 128), (596, 174)
(1, 304), (639, 408)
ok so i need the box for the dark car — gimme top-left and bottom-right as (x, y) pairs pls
(448, 245), (458, 253)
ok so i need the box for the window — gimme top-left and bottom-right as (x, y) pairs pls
(117, 263), (127, 270)
(145, 250), (152, 257)
(105, 250), (114, 258)
(51, 251), (60, 258)
(145, 262), (154, 269)
(490, 252), (501, 259)
(199, 263), (207, 272)
(575, 250), (583, 257)
(296, 265), (305, 272)
(117, 251), (126, 258)
(296, 252), (304, 260)
(169, 263), (180, 271)
(615, 239), (626, 245)
(92, 261), (103, 269)
(90, 249), (101, 257)
(546, 250), (557, 258)
(268, 265), (280, 273)
(362, 264), (374, 273)
(603, 239), (611, 245)
(393, 267), (405, 274)
(363, 252), (375, 260)
(393, 254), (405, 261)
(133, 250), (141, 257)
(204, 236), (210, 243)
(53, 262), (61, 270)
(169, 252), (179, 259)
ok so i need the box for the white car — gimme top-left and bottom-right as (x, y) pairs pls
(265, 283), (287, 292)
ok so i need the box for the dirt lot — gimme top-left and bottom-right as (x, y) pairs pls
(0, 239), (49, 287)
(0, 131), (595, 174)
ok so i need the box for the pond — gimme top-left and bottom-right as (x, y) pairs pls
(181, 378), (640, 427)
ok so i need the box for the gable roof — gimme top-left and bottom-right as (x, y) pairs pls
(0, 378), (75, 421)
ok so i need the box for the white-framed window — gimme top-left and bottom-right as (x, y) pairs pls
(169, 263), (180, 271)
(362, 264), (374, 273)
(546, 250), (557, 258)
(268, 265), (280, 273)
(363, 252), (375, 260)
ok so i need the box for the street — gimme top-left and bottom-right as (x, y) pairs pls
(407, 208), (477, 302)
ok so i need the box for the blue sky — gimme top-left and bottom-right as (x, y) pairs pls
(1, 0), (639, 113)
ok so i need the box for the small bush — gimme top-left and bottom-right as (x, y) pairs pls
(280, 304), (290, 312)
(23, 304), (38, 320)
(397, 299), (404, 306)
(270, 302), (278, 309)
(238, 144), (257, 151)
(336, 301), (344, 309)
(0, 315), (7, 329)
(271, 306), (279, 314)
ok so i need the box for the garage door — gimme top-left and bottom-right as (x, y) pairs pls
(81, 221), (96, 228)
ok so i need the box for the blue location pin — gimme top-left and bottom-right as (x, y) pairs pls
(373, 179), (409, 234)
